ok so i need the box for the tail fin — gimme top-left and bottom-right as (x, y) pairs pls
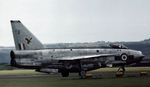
(11, 20), (44, 50)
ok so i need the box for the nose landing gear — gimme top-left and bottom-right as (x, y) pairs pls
(116, 65), (125, 77)
(117, 66), (125, 74)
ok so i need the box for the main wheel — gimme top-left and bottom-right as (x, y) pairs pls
(79, 71), (86, 79)
(61, 71), (69, 77)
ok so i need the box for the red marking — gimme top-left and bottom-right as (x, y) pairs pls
(23, 43), (26, 50)
(25, 38), (32, 44)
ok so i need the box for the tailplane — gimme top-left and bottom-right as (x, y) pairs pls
(11, 20), (44, 50)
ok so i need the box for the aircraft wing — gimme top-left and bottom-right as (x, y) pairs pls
(55, 54), (115, 61)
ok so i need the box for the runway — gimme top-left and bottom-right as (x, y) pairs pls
(0, 71), (149, 79)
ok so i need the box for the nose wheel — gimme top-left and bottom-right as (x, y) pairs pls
(117, 65), (125, 75)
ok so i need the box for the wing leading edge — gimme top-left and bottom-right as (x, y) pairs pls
(56, 54), (115, 61)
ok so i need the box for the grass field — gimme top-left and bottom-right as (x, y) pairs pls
(91, 67), (150, 73)
(0, 70), (46, 76)
(0, 67), (150, 87)
(0, 76), (150, 87)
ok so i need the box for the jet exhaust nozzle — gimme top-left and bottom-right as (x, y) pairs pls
(10, 50), (17, 66)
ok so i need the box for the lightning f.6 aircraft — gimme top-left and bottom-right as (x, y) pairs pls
(10, 20), (144, 78)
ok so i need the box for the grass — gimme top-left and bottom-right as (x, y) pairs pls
(0, 67), (150, 87)
(0, 76), (150, 87)
(0, 65), (16, 70)
(90, 67), (150, 73)
(0, 70), (46, 76)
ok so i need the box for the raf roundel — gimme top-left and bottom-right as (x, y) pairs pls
(121, 54), (128, 61)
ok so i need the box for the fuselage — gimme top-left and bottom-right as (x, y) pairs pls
(10, 48), (144, 71)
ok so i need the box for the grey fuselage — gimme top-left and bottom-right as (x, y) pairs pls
(11, 48), (144, 72)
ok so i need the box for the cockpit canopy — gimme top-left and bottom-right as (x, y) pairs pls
(109, 44), (128, 49)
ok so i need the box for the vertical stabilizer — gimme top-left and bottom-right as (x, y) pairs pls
(11, 20), (44, 50)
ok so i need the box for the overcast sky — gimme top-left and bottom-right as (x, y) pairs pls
(0, 0), (150, 46)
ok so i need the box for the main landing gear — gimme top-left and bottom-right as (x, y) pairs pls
(61, 69), (69, 77)
(78, 61), (87, 79)
(79, 70), (86, 79)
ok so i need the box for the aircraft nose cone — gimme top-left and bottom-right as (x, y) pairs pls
(139, 52), (144, 59)
(138, 51), (144, 57)
(137, 53), (145, 62)
(134, 51), (144, 63)
(140, 55), (145, 60)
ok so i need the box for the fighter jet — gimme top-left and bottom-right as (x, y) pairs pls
(10, 20), (144, 78)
